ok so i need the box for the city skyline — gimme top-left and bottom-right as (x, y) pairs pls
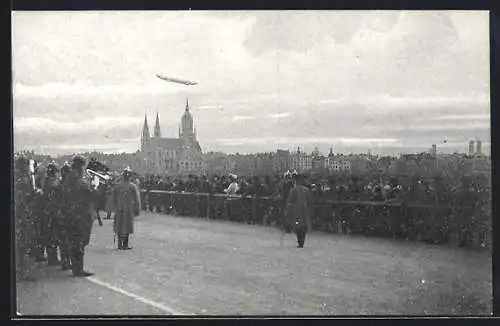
(12, 11), (490, 156)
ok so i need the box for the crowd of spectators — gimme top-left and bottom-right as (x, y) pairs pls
(139, 172), (491, 248)
(140, 172), (491, 206)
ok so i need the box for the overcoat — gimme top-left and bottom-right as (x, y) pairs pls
(285, 184), (314, 233)
(113, 181), (141, 237)
(66, 173), (97, 247)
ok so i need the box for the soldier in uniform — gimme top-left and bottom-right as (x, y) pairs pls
(15, 157), (37, 281)
(41, 162), (61, 265)
(285, 173), (313, 248)
(54, 163), (72, 270)
(66, 155), (99, 277)
(113, 167), (141, 250)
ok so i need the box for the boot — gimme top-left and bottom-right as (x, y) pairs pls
(117, 236), (124, 250)
(122, 236), (132, 250)
(72, 254), (94, 277)
(97, 214), (103, 226)
(296, 230), (306, 248)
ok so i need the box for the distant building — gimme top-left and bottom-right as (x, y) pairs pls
(476, 140), (483, 156)
(324, 156), (351, 173)
(469, 140), (475, 156)
(139, 99), (204, 175)
(431, 144), (437, 157)
(289, 147), (312, 172)
(274, 149), (291, 173)
(328, 147), (334, 158)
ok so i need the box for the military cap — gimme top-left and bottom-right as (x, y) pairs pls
(46, 162), (59, 175)
(122, 166), (133, 176)
(71, 155), (87, 169)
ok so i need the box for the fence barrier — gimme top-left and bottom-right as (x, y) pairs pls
(140, 190), (491, 250)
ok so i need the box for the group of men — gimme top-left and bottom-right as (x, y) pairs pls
(14, 155), (141, 281)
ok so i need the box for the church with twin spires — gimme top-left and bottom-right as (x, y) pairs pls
(139, 99), (204, 175)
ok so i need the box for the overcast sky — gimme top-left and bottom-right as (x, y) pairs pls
(12, 11), (490, 156)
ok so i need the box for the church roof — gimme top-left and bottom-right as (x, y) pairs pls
(147, 137), (202, 152)
(150, 138), (184, 150)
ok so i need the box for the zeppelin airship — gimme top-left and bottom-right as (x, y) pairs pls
(156, 73), (198, 86)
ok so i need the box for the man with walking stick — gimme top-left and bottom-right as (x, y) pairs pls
(284, 173), (313, 248)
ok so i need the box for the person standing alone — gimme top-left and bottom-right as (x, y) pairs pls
(285, 173), (313, 248)
(113, 167), (141, 250)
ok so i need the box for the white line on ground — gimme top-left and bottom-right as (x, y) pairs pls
(87, 277), (192, 316)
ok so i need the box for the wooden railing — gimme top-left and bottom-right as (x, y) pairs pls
(140, 190), (491, 250)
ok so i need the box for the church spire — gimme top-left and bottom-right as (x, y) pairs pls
(154, 112), (161, 138)
(141, 114), (151, 152)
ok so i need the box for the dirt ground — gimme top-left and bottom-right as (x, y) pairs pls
(17, 211), (492, 316)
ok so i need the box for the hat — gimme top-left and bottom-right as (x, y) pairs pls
(46, 162), (59, 176)
(122, 166), (133, 176)
(229, 173), (237, 181)
(71, 155), (87, 169)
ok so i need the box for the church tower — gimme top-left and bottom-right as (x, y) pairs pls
(141, 114), (151, 152)
(181, 98), (195, 143)
(153, 112), (161, 138)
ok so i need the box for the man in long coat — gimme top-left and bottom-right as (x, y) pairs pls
(41, 162), (61, 265)
(15, 157), (37, 281)
(285, 173), (314, 248)
(53, 163), (72, 270)
(66, 155), (99, 277)
(113, 167), (141, 250)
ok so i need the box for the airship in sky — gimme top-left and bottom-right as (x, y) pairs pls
(156, 73), (198, 86)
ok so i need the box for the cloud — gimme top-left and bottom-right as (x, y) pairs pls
(12, 11), (489, 156)
(13, 82), (179, 99)
(430, 114), (490, 121)
(14, 116), (142, 133)
(367, 122), (490, 132)
(269, 112), (293, 119)
(243, 11), (402, 56)
(212, 136), (401, 146)
(232, 115), (255, 121)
